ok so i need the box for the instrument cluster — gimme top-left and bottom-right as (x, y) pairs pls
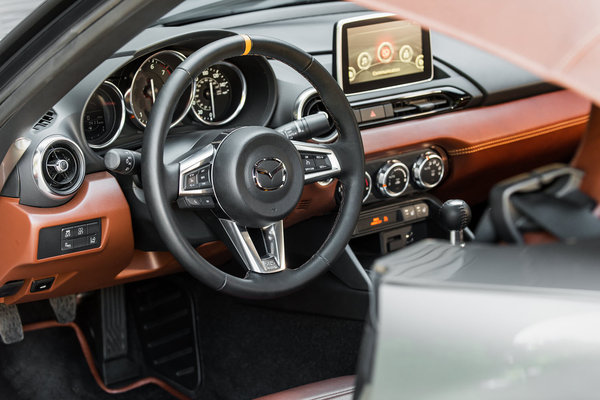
(81, 47), (270, 150)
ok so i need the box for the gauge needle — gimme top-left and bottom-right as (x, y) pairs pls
(150, 79), (156, 104)
(209, 81), (216, 117)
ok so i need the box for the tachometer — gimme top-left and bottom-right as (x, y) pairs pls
(130, 50), (193, 128)
(191, 62), (246, 125)
(82, 81), (125, 149)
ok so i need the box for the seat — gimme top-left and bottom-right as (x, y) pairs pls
(255, 375), (355, 400)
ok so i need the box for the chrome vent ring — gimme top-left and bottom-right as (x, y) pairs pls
(294, 88), (338, 143)
(33, 136), (86, 200)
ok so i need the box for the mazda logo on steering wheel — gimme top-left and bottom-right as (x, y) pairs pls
(253, 158), (287, 191)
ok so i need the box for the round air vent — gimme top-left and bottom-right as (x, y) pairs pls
(294, 88), (338, 143)
(33, 136), (85, 199)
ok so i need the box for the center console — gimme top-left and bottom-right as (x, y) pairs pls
(339, 146), (450, 264)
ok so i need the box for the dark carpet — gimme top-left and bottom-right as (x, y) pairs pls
(0, 277), (365, 400)
(0, 327), (175, 400)
(191, 288), (364, 400)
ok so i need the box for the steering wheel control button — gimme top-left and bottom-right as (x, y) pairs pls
(302, 157), (316, 173)
(314, 154), (332, 171)
(177, 196), (215, 209)
(184, 171), (199, 189)
(182, 165), (212, 191)
(38, 219), (102, 259)
(30, 277), (55, 293)
(253, 158), (287, 191)
(300, 153), (332, 173)
(198, 166), (211, 188)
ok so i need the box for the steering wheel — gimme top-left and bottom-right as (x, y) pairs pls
(142, 35), (364, 299)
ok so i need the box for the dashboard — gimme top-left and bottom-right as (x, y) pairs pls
(0, 1), (591, 304)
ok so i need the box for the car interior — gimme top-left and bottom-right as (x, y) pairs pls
(0, 0), (599, 399)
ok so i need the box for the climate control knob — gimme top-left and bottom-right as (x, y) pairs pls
(377, 160), (409, 197)
(413, 151), (445, 189)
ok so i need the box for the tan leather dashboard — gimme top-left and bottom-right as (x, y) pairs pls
(362, 90), (590, 203)
(0, 90), (590, 304)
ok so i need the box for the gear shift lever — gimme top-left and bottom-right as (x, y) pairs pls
(439, 199), (472, 246)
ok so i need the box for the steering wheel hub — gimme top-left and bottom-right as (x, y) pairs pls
(212, 127), (304, 227)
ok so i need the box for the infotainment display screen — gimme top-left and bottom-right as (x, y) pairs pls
(334, 14), (433, 95)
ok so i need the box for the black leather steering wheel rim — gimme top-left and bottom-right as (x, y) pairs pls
(142, 34), (364, 299)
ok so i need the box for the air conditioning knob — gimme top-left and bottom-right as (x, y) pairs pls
(377, 160), (409, 197)
(413, 150), (445, 189)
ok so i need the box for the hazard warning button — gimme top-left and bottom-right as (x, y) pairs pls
(359, 105), (385, 122)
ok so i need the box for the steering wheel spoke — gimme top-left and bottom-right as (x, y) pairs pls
(292, 141), (341, 184)
(175, 144), (216, 209)
(219, 219), (286, 274)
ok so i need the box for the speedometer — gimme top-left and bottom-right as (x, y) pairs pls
(191, 62), (246, 125)
(130, 50), (193, 128)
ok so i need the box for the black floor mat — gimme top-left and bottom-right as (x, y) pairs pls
(0, 277), (366, 400)
(191, 287), (364, 400)
(0, 326), (175, 400)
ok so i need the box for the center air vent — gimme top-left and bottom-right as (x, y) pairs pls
(33, 136), (85, 199)
(351, 87), (471, 128)
(294, 88), (337, 143)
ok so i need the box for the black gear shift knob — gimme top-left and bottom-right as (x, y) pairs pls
(439, 199), (471, 245)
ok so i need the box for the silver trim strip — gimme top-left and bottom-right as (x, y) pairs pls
(130, 50), (194, 129)
(178, 144), (215, 196)
(350, 87), (448, 108)
(363, 171), (372, 202)
(32, 135), (86, 200)
(219, 219), (286, 274)
(83, 81), (126, 149)
(0, 137), (31, 192)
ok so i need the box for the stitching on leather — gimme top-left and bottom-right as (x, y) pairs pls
(448, 116), (588, 156)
